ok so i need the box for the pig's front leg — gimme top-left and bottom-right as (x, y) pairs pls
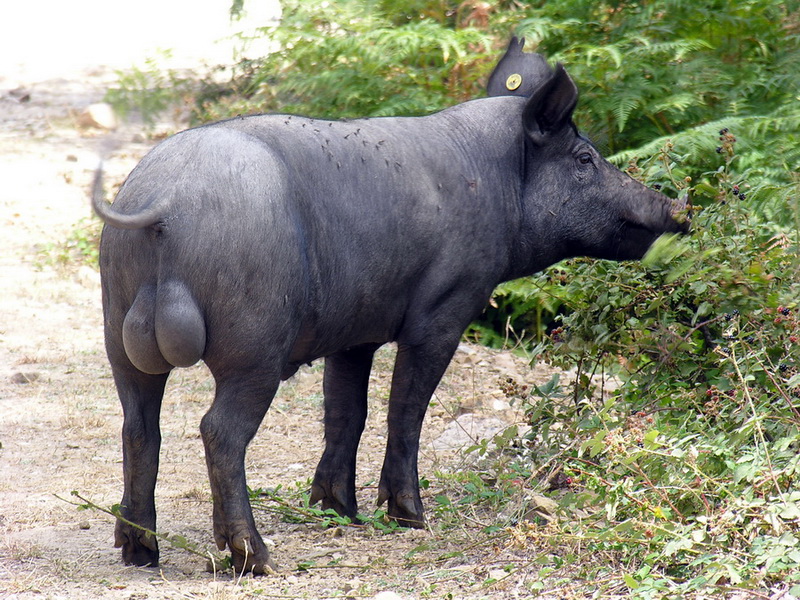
(377, 333), (463, 527)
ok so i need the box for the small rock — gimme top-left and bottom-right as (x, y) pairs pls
(76, 265), (100, 288)
(205, 556), (228, 573)
(521, 493), (559, 523)
(492, 398), (512, 411)
(373, 592), (404, 600)
(10, 372), (40, 384)
(205, 582), (228, 595)
(492, 352), (522, 374)
(454, 343), (481, 365)
(342, 578), (362, 597)
(432, 414), (508, 451)
(78, 520), (91, 530)
(399, 528), (429, 542)
(8, 87), (31, 103)
(77, 102), (117, 130)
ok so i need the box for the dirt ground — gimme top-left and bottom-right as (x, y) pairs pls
(0, 66), (564, 599)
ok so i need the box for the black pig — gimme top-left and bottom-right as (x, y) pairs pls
(93, 61), (687, 574)
(486, 36), (551, 97)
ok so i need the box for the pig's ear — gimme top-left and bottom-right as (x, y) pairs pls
(509, 36), (525, 54)
(523, 63), (579, 140)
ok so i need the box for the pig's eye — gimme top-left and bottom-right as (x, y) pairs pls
(577, 152), (593, 165)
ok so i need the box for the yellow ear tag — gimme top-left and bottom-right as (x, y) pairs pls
(506, 73), (522, 91)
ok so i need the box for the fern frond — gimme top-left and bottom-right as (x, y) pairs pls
(648, 93), (697, 114)
(613, 95), (642, 132)
(584, 44), (624, 69)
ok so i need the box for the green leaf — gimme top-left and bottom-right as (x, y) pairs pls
(695, 301), (712, 318)
(623, 573), (640, 590)
(642, 429), (661, 449)
(779, 502), (800, 520)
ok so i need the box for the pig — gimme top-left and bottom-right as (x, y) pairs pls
(92, 60), (687, 574)
(486, 36), (551, 98)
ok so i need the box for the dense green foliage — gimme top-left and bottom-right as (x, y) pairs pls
(96, 0), (800, 595)
(199, 0), (495, 120)
(511, 1), (800, 152)
(490, 155), (800, 595)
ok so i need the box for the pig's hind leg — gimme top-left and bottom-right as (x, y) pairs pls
(310, 344), (379, 521)
(200, 371), (281, 574)
(112, 364), (170, 567)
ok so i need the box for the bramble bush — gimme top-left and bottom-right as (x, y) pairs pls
(477, 131), (800, 595)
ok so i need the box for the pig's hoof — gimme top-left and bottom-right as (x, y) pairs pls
(227, 533), (276, 575)
(309, 479), (359, 522)
(115, 523), (159, 567)
(389, 505), (426, 529)
(377, 488), (425, 528)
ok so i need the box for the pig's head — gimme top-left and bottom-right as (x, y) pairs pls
(487, 36), (551, 98)
(517, 62), (688, 272)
